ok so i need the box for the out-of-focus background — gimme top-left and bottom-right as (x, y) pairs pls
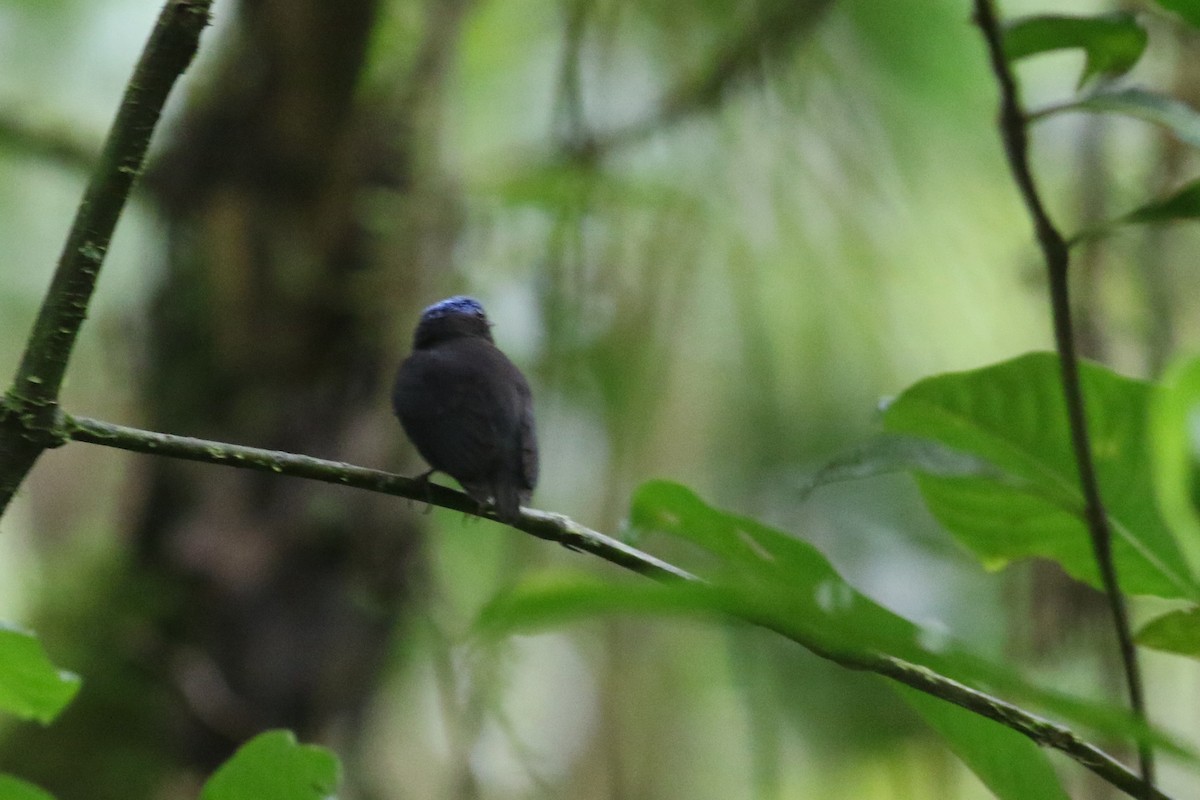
(0, 0), (1197, 797)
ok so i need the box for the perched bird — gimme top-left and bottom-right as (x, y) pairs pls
(392, 296), (538, 523)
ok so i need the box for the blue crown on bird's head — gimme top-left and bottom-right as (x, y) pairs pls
(421, 296), (486, 321)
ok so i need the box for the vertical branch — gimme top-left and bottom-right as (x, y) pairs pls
(971, 0), (1153, 792)
(0, 0), (212, 513)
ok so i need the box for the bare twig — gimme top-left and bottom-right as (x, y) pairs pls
(972, 0), (1153, 792)
(61, 411), (1170, 800)
(0, 0), (213, 515)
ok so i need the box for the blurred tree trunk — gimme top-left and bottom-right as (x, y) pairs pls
(0, 1), (467, 796)
(142, 0), (473, 775)
(142, 0), (407, 772)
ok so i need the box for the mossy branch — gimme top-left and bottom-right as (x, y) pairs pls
(62, 412), (1170, 800)
(0, 0), (212, 514)
(65, 414), (695, 582)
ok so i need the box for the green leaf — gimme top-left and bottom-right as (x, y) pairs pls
(622, 481), (1193, 758)
(896, 687), (1070, 800)
(882, 352), (1199, 600)
(200, 731), (340, 800)
(1124, 180), (1200, 225)
(476, 572), (737, 636)
(1137, 607), (1200, 658)
(1039, 88), (1200, 151)
(1153, 0), (1200, 28)
(0, 625), (80, 724)
(1003, 13), (1147, 87)
(1069, 179), (1200, 245)
(1149, 355), (1200, 579)
(478, 572), (1076, 794)
(0, 775), (55, 800)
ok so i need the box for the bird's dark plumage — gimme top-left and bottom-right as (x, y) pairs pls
(393, 296), (537, 522)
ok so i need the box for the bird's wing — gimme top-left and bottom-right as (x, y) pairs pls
(433, 369), (512, 479)
(517, 390), (538, 494)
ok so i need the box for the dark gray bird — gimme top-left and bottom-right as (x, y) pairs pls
(392, 296), (538, 523)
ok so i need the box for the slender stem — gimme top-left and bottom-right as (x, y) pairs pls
(65, 414), (694, 583)
(62, 411), (1168, 800)
(0, 0), (212, 516)
(7, 0), (211, 415)
(972, 0), (1153, 792)
(857, 657), (1171, 800)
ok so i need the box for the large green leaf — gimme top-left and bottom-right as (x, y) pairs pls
(625, 481), (986, 661)
(477, 572), (737, 635)
(1149, 355), (1200, 578)
(483, 576), (1075, 798)
(1002, 13), (1147, 87)
(0, 625), (80, 724)
(881, 352), (1199, 601)
(200, 731), (340, 800)
(0, 775), (55, 800)
(895, 688), (1070, 800)
(1123, 180), (1200, 225)
(482, 481), (1194, 761)
(1069, 178), (1200, 245)
(629, 481), (1195, 756)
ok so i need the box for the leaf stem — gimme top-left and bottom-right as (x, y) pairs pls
(972, 0), (1153, 792)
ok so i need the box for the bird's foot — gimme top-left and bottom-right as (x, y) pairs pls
(410, 469), (436, 515)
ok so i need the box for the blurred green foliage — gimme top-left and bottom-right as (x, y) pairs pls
(4, 0), (1200, 799)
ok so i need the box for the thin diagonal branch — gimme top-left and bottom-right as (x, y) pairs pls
(972, 0), (1153, 793)
(65, 414), (694, 583)
(7, 0), (211, 412)
(849, 656), (1172, 800)
(61, 412), (1170, 800)
(0, 0), (211, 515)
